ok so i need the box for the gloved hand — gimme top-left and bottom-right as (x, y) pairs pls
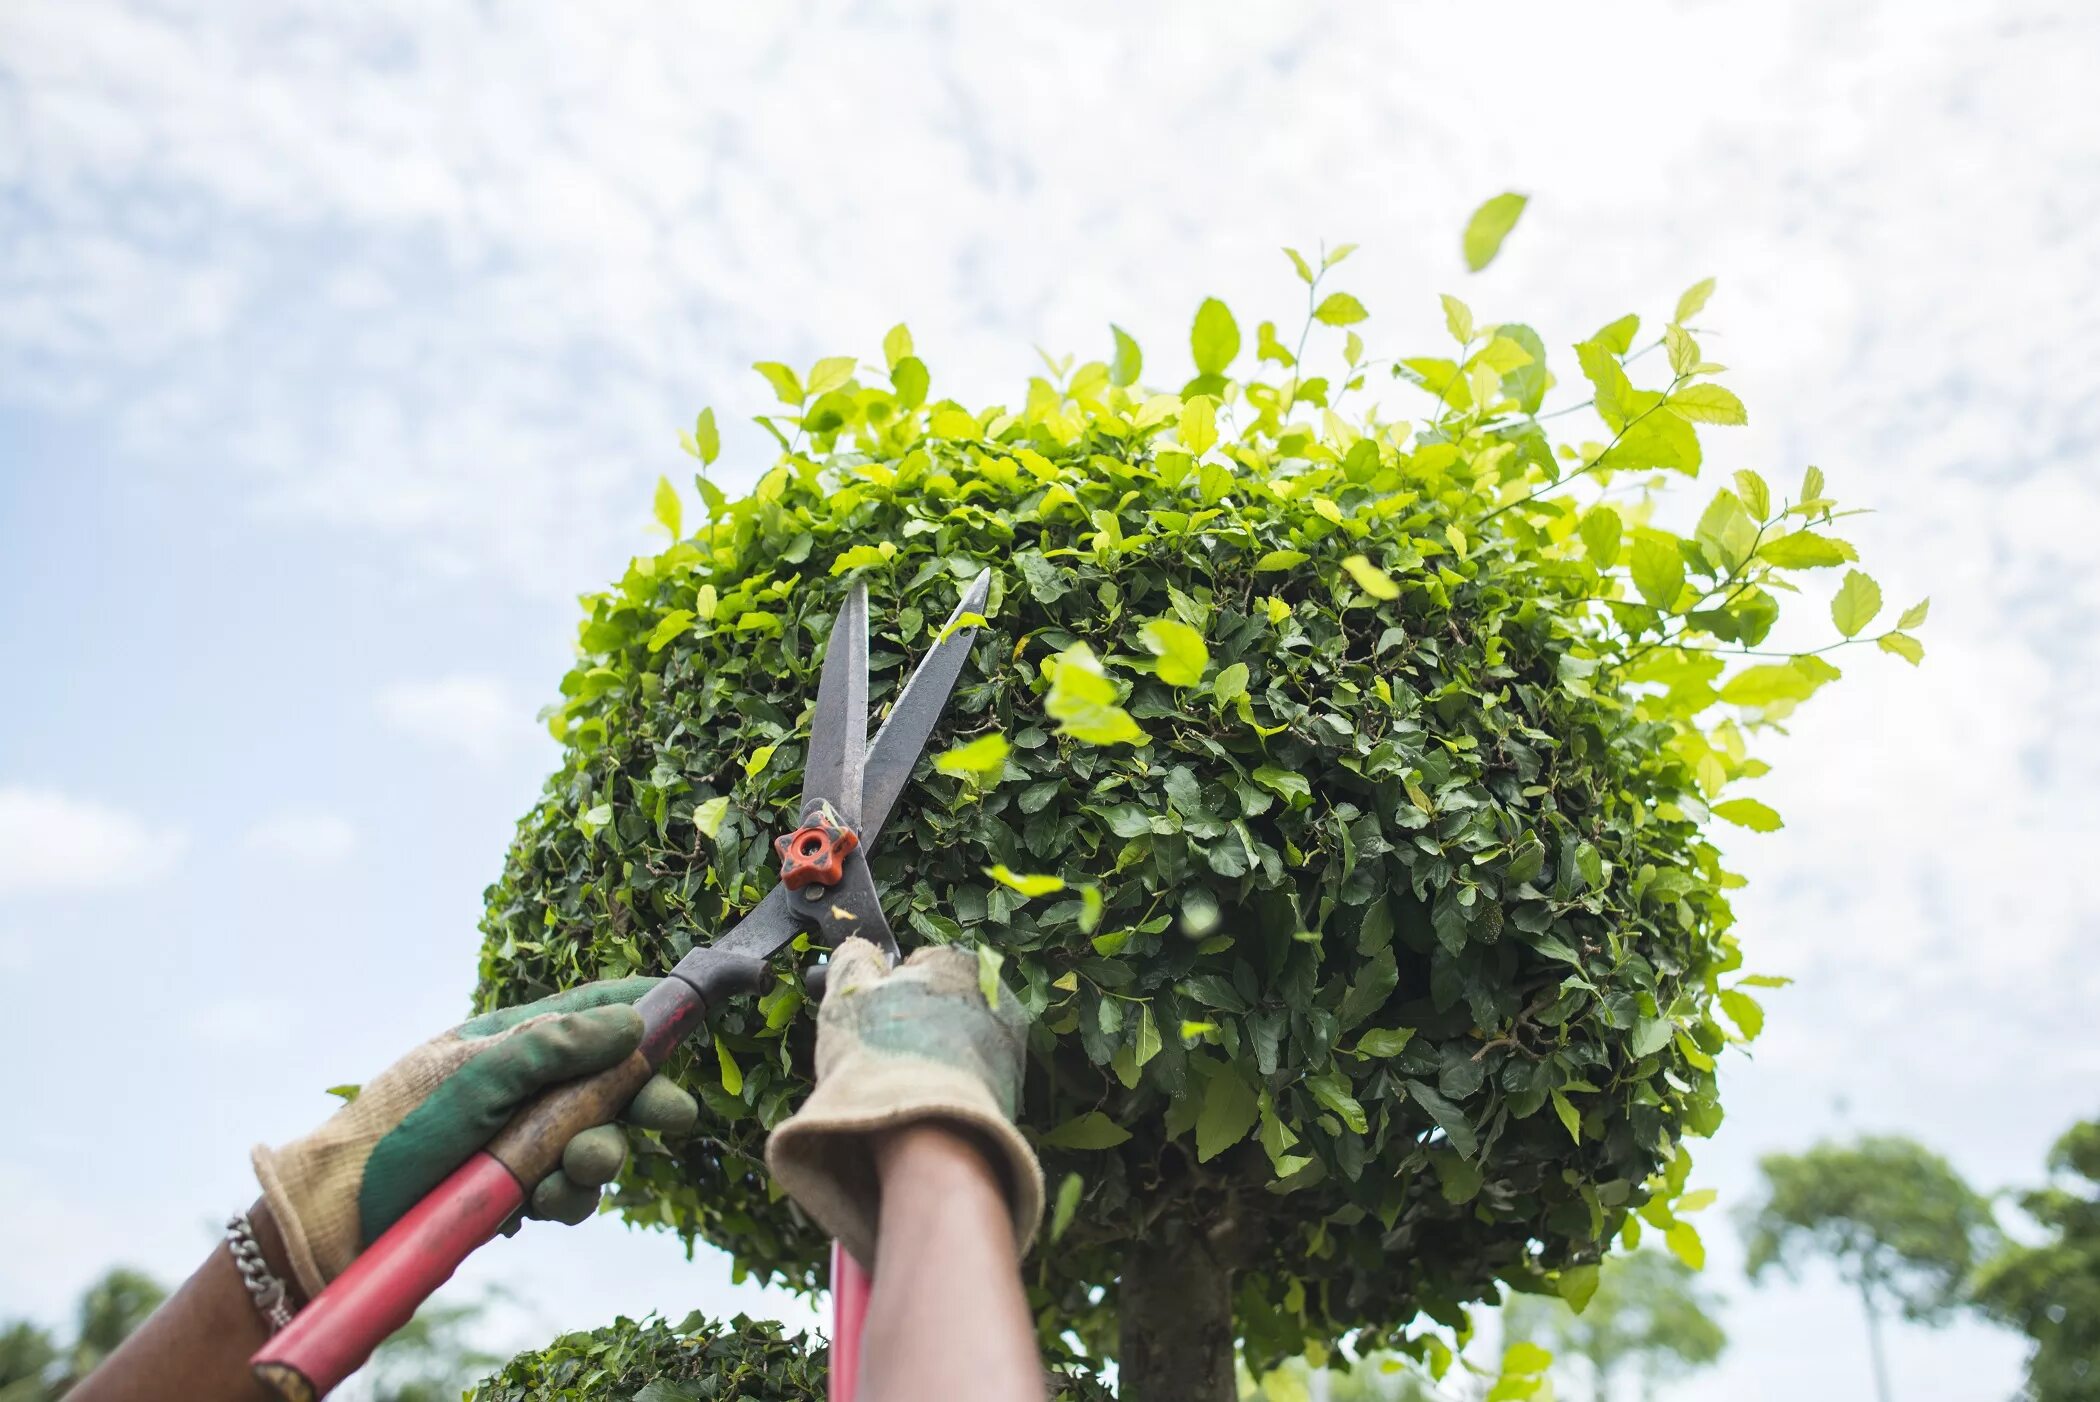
(766, 937), (1044, 1268)
(252, 977), (697, 1298)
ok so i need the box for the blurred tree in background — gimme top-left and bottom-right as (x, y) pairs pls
(1503, 1249), (1725, 1401)
(1973, 1115), (2100, 1402)
(1743, 1136), (1998, 1402)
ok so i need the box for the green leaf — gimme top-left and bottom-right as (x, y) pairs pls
(1133, 1004), (1162, 1068)
(1314, 292), (1369, 326)
(1049, 1172), (1083, 1243)
(647, 610), (696, 653)
(1440, 293), (1476, 345)
(1579, 506), (1622, 569)
(1630, 1017), (1674, 1058)
(976, 944), (1006, 1009)
(1109, 324), (1143, 388)
(1551, 1089), (1581, 1144)
(891, 356), (929, 408)
(1462, 192), (1528, 271)
(1718, 655), (1841, 708)
(1141, 618), (1210, 686)
(714, 1034), (743, 1096)
(751, 361), (804, 405)
(1665, 1219), (1706, 1270)
(1575, 339), (1635, 427)
(1350, 1027), (1413, 1060)
(1283, 246), (1314, 284)
(1342, 554), (1401, 600)
(1831, 569), (1883, 637)
(1878, 632), (1925, 665)
(1195, 1063), (1260, 1161)
(1305, 1071), (1369, 1134)
(1191, 298), (1241, 374)
(805, 355), (857, 398)
(1044, 642), (1149, 746)
(1759, 531), (1857, 568)
(1558, 1263), (1600, 1312)
(1713, 797), (1783, 832)
(692, 407), (720, 465)
(742, 742), (778, 779)
(1252, 765), (1311, 804)
(690, 795), (731, 841)
(652, 476), (683, 541)
(577, 803), (614, 840)
(1211, 661), (1250, 707)
(1631, 534), (1686, 608)
(984, 864), (1065, 898)
(1407, 1080), (1478, 1157)
(1718, 988), (1765, 1040)
(1675, 277), (1717, 324)
(325, 1084), (361, 1104)
(1733, 469), (1771, 519)
(1255, 549), (1309, 571)
(936, 733), (1011, 785)
(1676, 1187), (1718, 1213)
(1502, 1341), (1552, 1375)
(882, 323), (914, 370)
(1898, 597), (1930, 629)
(1043, 1110), (1132, 1150)
(1667, 384), (1748, 426)
(830, 541), (896, 575)
(1178, 395), (1219, 456)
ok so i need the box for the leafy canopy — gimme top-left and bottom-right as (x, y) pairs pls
(1743, 1136), (1999, 1323)
(1504, 1248), (1726, 1399)
(478, 239), (1916, 1370)
(1972, 1117), (2100, 1402)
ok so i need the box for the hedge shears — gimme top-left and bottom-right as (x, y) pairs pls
(252, 570), (993, 1402)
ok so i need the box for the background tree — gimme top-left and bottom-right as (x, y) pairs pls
(0, 1322), (60, 1402)
(1972, 1115), (2100, 1402)
(476, 216), (1920, 1398)
(1503, 1249), (1725, 1402)
(1743, 1136), (1998, 1402)
(0, 1267), (163, 1400)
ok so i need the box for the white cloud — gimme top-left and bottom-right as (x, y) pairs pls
(0, 786), (185, 895)
(376, 675), (542, 763)
(241, 809), (358, 865)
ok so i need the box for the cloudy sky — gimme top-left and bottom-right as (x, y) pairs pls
(3, 1), (2095, 1396)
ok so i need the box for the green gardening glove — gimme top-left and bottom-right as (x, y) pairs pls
(252, 977), (698, 1299)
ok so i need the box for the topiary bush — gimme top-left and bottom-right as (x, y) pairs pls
(477, 232), (1919, 1397)
(471, 1309), (1112, 1400)
(473, 1312), (824, 1400)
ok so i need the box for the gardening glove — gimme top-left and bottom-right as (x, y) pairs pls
(766, 936), (1044, 1269)
(252, 976), (699, 1298)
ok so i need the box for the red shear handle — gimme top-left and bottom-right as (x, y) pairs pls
(828, 1240), (875, 1402)
(252, 1153), (523, 1402)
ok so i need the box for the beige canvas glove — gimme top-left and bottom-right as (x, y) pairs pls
(767, 937), (1044, 1268)
(253, 977), (698, 1298)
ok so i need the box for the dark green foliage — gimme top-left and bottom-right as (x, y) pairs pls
(1973, 1117), (2100, 1402)
(477, 262), (1901, 1367)
(473, 1313), (824, 1401)
(473, 1312), (1109, 1401)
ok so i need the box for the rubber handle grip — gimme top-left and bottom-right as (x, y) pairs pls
(251, 1152), (524, 1402)
(828, 1240), (874, 1402)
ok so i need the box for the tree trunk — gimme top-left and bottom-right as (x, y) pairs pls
(1119, 1225), (1236, 1402)
(1859, 1281), (1892, 1402)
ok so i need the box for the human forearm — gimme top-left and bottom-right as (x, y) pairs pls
(857, 1124), (1045, 1402)
(68, 1198), (297, 1402)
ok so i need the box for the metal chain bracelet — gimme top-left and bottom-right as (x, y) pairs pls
(226, 1210), (296, 1332)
